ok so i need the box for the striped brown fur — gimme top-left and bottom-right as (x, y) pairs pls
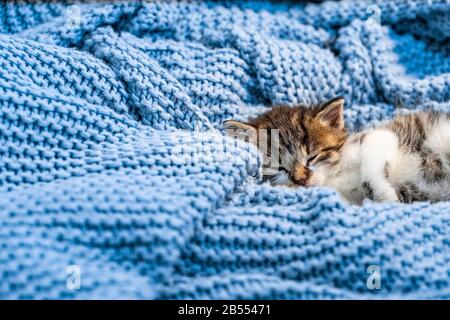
(397, 183), (429, 203)
(385, 112), (440, 152)
(224, 97), (347, 186)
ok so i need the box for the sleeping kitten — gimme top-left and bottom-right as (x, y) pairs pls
(224, 97), (450, 204)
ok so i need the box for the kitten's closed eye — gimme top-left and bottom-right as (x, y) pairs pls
(307, 154), (319, 163)
(308, 145), (343, 165)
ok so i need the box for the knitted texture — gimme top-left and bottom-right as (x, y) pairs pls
(0, 0), (449, 299)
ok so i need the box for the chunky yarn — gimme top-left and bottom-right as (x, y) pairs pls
(0, 0), (449, 299)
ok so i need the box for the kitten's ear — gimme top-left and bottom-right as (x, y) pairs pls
(223, 120), (255, 132)
(317, 96), (345, 129)
(223, 120), (258, 145)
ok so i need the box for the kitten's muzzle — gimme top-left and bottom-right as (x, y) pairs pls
(291, 164), (312, 186)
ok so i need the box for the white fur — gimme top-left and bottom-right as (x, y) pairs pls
(360, 130), (399, 202)
(316, 120), (450, 204)
(271, 170), (291, 185)
(424, 120), (450, 171)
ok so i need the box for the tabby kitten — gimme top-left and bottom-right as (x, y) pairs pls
(224, 97), (450, 204)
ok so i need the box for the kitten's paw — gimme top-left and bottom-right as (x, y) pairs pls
(362, 181), (399, 203)
(377, 190), (399, 203)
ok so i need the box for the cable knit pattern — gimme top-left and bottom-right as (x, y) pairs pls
(0, 0), (449, 299)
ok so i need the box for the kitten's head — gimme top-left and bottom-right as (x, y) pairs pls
(224, 97), (347, 187)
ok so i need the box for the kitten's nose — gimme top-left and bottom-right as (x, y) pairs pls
(291, 164), (311, 186)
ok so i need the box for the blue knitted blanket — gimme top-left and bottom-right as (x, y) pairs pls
(0, 0), (449, 299)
